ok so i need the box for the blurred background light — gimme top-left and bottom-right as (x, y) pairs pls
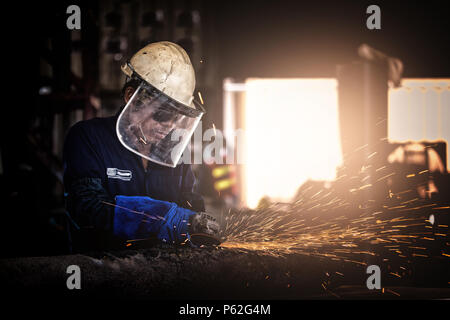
(243, 78), (342, 208)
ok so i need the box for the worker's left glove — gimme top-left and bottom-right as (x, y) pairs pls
(113, 195), (196, 244)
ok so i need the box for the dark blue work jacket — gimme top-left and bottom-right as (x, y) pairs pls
(63, 114), (204, 233)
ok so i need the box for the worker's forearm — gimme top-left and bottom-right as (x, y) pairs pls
(66, 177), (115, 231)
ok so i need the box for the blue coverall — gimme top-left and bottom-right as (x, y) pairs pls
(63, 114), (204, 248)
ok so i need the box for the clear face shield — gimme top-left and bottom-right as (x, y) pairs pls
(117, 73), (204, 167)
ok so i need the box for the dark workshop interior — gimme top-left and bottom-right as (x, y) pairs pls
(0, 0), (449, 303)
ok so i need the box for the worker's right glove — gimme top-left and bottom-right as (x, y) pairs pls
(113, 195), (223, 246)
(113, 195), (196, 244)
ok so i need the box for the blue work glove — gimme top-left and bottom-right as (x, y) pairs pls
(113, 195), (197, 244)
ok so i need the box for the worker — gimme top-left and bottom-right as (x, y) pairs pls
(63, 41), (220, 251)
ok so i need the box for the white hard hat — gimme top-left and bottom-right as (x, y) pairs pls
(121, 41), (196, 108)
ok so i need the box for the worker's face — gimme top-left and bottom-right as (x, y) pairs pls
(126, 93), (177, 153)
(135, 108), (177, 143)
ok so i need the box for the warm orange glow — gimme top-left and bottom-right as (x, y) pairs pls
(244, 78), (342, 208)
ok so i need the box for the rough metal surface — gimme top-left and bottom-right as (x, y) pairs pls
(1, 245), (449, 300)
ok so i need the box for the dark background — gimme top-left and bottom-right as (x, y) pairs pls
(10, 0), (450, 89)
(214, 0), (450, 78)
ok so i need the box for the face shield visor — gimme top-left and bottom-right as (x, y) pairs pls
(117, 74), (204, 168)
